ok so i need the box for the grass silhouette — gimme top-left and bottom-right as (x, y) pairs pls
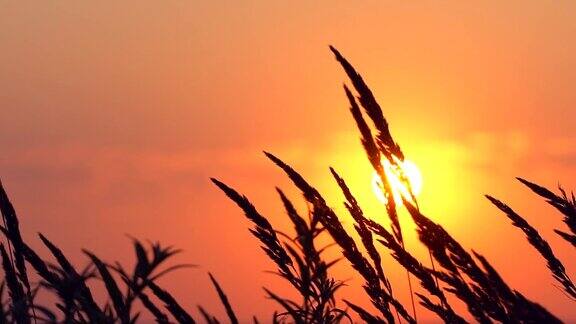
(0, 47), (574, 323)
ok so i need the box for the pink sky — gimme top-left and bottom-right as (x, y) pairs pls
(1, 1), (576, 322)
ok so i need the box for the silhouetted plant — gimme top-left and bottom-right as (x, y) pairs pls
(0, 46), (574, 323)
(211, 178), (348, 324)
(516, 177), (576, 247)
(0, 182), (239, 323)
(213, 47), (572, 323)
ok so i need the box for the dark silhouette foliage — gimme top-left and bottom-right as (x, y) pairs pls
(0, 47), (573, 323)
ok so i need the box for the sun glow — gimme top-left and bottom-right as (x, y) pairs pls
(372, 158), (422, 205)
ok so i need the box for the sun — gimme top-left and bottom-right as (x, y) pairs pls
(372, 158), (422, 205)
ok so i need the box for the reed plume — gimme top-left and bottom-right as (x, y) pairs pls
(0, 45), (574, 324)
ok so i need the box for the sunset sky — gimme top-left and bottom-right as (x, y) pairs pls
(2, 1), (576, 322)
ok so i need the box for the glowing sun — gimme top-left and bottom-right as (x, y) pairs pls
(372, 158), (422, 204)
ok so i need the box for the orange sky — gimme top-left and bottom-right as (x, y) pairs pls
(2, 1), (576, 322)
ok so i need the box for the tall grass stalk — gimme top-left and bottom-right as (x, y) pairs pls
(0, 46), (573, 323)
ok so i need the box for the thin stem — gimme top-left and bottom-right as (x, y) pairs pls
(400, 240), (418, 323)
